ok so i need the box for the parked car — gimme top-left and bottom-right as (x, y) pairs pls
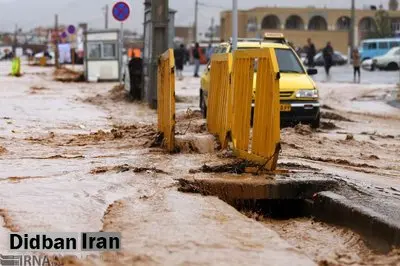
(361, 58), (375, 71)
(359, 38), (400, 62)
(372, 47), (400, 70)
(312, 51), (348, 66)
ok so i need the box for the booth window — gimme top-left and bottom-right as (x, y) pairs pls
(103, 43), (117, 58)
(88, 43), (102, 59)
(87, 42), (117, 59)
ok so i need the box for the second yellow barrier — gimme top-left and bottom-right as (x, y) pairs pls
(231, 48), (281, 171)
(208, 53), (232, 148)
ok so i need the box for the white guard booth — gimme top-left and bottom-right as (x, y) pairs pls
(84, 29), (121, 82)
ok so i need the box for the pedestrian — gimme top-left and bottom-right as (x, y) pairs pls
(193, 43), (201, 78)
(352, 48), (361, 83)
(322, 42), (334, 77)
(174, 44), (186, 80)
(306, 38), (316, 67)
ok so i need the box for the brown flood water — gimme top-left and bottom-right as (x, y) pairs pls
(263, 218), (400, 266)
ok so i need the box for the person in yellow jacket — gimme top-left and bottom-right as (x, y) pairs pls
(11, 56), (21, 77)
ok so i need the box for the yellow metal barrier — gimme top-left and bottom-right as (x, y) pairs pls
(230, 48), (281, 171)
(157, 49), (176, 152)
(208, 53), (232, 148)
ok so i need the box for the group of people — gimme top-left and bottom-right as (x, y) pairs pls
(174, 42), (212, 80)
(306, 38), (361, 83)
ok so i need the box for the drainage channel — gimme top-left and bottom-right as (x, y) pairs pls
(179, 172), (400, 264)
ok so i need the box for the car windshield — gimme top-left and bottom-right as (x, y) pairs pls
(234, 47), (304, 74)
(275, 48), (304, 74)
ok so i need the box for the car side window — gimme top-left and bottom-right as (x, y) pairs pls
(379, 42), (388, 49)
(368, 43), (377, 49)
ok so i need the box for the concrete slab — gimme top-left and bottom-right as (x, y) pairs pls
(179, 173), (338, 203)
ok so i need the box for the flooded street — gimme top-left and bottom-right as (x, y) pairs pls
(0, 62), (399, 265)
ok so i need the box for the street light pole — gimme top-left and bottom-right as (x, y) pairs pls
(232, 0), (238, 51)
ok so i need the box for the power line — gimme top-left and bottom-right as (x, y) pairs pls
(198, 2), (229, 9)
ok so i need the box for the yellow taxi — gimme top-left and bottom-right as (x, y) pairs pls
(200, 33), (320, 128)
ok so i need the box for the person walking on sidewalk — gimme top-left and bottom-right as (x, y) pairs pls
(306, 38), (316, 67)
(323, 42), (334, 77)
(352, 48), (361, 83)
(193, 43), (201, 77)
(174, 44), (186, 80)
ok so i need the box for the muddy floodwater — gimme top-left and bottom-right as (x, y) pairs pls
(263, 218), (400, 266)
(0, 62), (399, 265)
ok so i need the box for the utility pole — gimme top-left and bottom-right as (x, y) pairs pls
(232, 0), (238, 50)
(104, 5), (109, 29)
(149, 0), (169, 109)
(350, 0), (356, 51)
(54, 14), (60, 69)
(210, 17), (214, 44)
(194, 0), (198, 43)
(13, 24), (18, 55)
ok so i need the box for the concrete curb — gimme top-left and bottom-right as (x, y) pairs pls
(178, 177), (338, 203)
(313, 191), (400, 251)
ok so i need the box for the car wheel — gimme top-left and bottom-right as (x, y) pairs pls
(310, 113), (320, 129)
(387, 62), (399, 71)
(200, 90), (207, 119)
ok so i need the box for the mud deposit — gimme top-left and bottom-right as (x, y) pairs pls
(262, 218), (400, 266)
(53, 67), (84, 82)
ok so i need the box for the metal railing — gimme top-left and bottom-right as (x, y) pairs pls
(157, 49), (176, 152)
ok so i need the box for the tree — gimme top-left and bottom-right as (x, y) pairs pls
(368, 10), (393, 38)
(389, 0), (399, 11)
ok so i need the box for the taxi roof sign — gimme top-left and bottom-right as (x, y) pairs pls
(263, 33), (286, 44)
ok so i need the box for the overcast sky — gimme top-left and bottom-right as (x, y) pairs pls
(0, 0), (388, 34)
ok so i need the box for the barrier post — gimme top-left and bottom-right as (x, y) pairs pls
(157, 49), (176, 152)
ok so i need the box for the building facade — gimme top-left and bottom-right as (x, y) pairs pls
(220, 6), (400, 54)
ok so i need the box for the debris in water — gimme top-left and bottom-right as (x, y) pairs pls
(294, 124), (313, 135)
(277, 162), (320, 171)
(0, 146), (7, 154)
(320, 121), (339, 130)
(301, 156), (378, 169)
(90, 164), (168, 175)
(189, 160), (255, 174)
(177, 179), (209, 194)
(321, 104), (334, 110)
(28, 155), (85, 160)
(345, 134), (354, 141)
(53, 68), (84, 82)
(321, 112), (353, 122)
(0, 209), (19, 232)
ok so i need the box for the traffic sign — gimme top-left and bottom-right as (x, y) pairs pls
(67, 25), (76, 35)
(61, 32), (67, 39)
(112, 1), (130, 22)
